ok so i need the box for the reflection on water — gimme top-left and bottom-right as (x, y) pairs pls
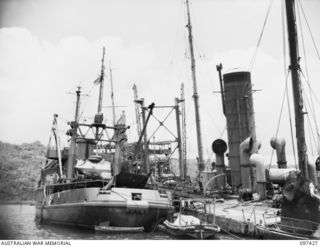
(0, 204), (233, 240)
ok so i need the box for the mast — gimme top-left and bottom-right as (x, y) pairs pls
(175, 97), (183, 179)
(285, 0), (308, 177)
(97, 47), (106, 114)
(52, 114), (63, 178)
(181, 83), (187, 178)
(133, 84), (142, 138)
(94, 47), (106, 140)
(141, 99), (150, 173)
(185, 0), (204, 171)
(216, 63), (226, 116)
(109, 61), (116, 126)
(66, 86), (81, 180)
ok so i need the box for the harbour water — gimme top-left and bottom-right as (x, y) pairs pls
(0, 204), (233, 240)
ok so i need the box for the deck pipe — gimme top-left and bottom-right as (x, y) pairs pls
(266, 168), (297, 185)
(212, 139), (227, 190)
(270, 137), (287, 168)
(308, 161), (318, 187)
(250, 153), (267, 200)
(239, 136), (261, 190)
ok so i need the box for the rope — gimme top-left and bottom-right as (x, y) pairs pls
(296, 2), (320, 156)
(298, 0), (320, 62)
(297, 2), (310, 82)
(268, 70), (290, 169)
(169, 0), (184, 67)
(302, 85), (319, 155)
(286, 72), (298, 168)
(248, 0), (274, 71)
(281, 0), (287, 77)
(300, 71), (320, 144)
(306, 114), (315, 157)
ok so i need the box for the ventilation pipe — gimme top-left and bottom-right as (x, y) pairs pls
(240, 136), (261, 190)
(250, 153), (267, 200)
(270, 137), (287, 168)
(308, 161), (318, 187)
(212, 139), (227, 190)
(266, 168), (297, 185)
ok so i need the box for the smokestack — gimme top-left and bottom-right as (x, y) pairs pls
(270, 137), (287, 168)
(223, 71), (256, 187)
(212, 139), (227, 190)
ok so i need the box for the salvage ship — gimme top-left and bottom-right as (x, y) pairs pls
(35, 47), (174, 231)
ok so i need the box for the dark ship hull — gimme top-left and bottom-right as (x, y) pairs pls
(35, 185), (173, 231)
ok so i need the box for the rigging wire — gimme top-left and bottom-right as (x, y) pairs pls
(298, 0), (320, 62)
(296, 1), (310, 82)
(300, 73), (320, 135)
(248, 0), (274, 71)
(296, 1), (320, 155)
(268, 70), (290, 168)
(169, 0), (184, 71)
(184, 0), (226, 148)
(286, 72), (298, 169)
(306, 113), (315, 158)
(300, 72), (320, 156)
(300, 70), (320, 106)
(301, 84), (320, 155)
(281, 0), (287, 76)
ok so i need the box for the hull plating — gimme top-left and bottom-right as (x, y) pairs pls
(35, 186), (173, 230)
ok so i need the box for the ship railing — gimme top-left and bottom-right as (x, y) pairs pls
(243, 206), (319, 236)
(275, 216), (319, 234)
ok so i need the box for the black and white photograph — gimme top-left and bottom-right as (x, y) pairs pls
(0, 0), (320, 243)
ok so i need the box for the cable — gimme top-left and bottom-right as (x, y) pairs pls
(302, 84), (319, 155)
(248, 0), (274, 71)
(286, 72), (298, 168)
(298, 0), (320, 62)
(268, 70), (290, 168)
(281, 0), (288, 77)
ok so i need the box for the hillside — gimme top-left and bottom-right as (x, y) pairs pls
(0, 141), (46, 201)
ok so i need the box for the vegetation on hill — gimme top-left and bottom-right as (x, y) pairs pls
(0, 141), (46, 201)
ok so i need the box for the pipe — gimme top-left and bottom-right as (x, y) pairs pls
(240, 137), (251, 190)
(203, 173), (226, 196)
(308, 161), (318, 187)
(250, 153), (267, 200)
(309, 182), (320, 204)
(240, 136), (260, 190)
(212, 139), (227, 190)
(266, 168), (297, 185)
(270, 136), (287, 168)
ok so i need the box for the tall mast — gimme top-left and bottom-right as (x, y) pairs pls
(67, 86), (81, 180)
(181, 83), (187, 178)
(285, 0), (308, 177)
(109, 61), (116, 126)
(97, 47), (106, 114)
(133, 84), (142, 137)
(186, 0), (204, 171)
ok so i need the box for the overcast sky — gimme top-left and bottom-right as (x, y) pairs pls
(1, 0), (320, 165)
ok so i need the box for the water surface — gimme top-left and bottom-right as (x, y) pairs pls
(0, 204), (233, 240)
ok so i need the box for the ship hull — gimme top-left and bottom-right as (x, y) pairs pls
(35, 186), (173, 231)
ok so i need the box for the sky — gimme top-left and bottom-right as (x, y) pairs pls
(0, 0), (320, 166)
